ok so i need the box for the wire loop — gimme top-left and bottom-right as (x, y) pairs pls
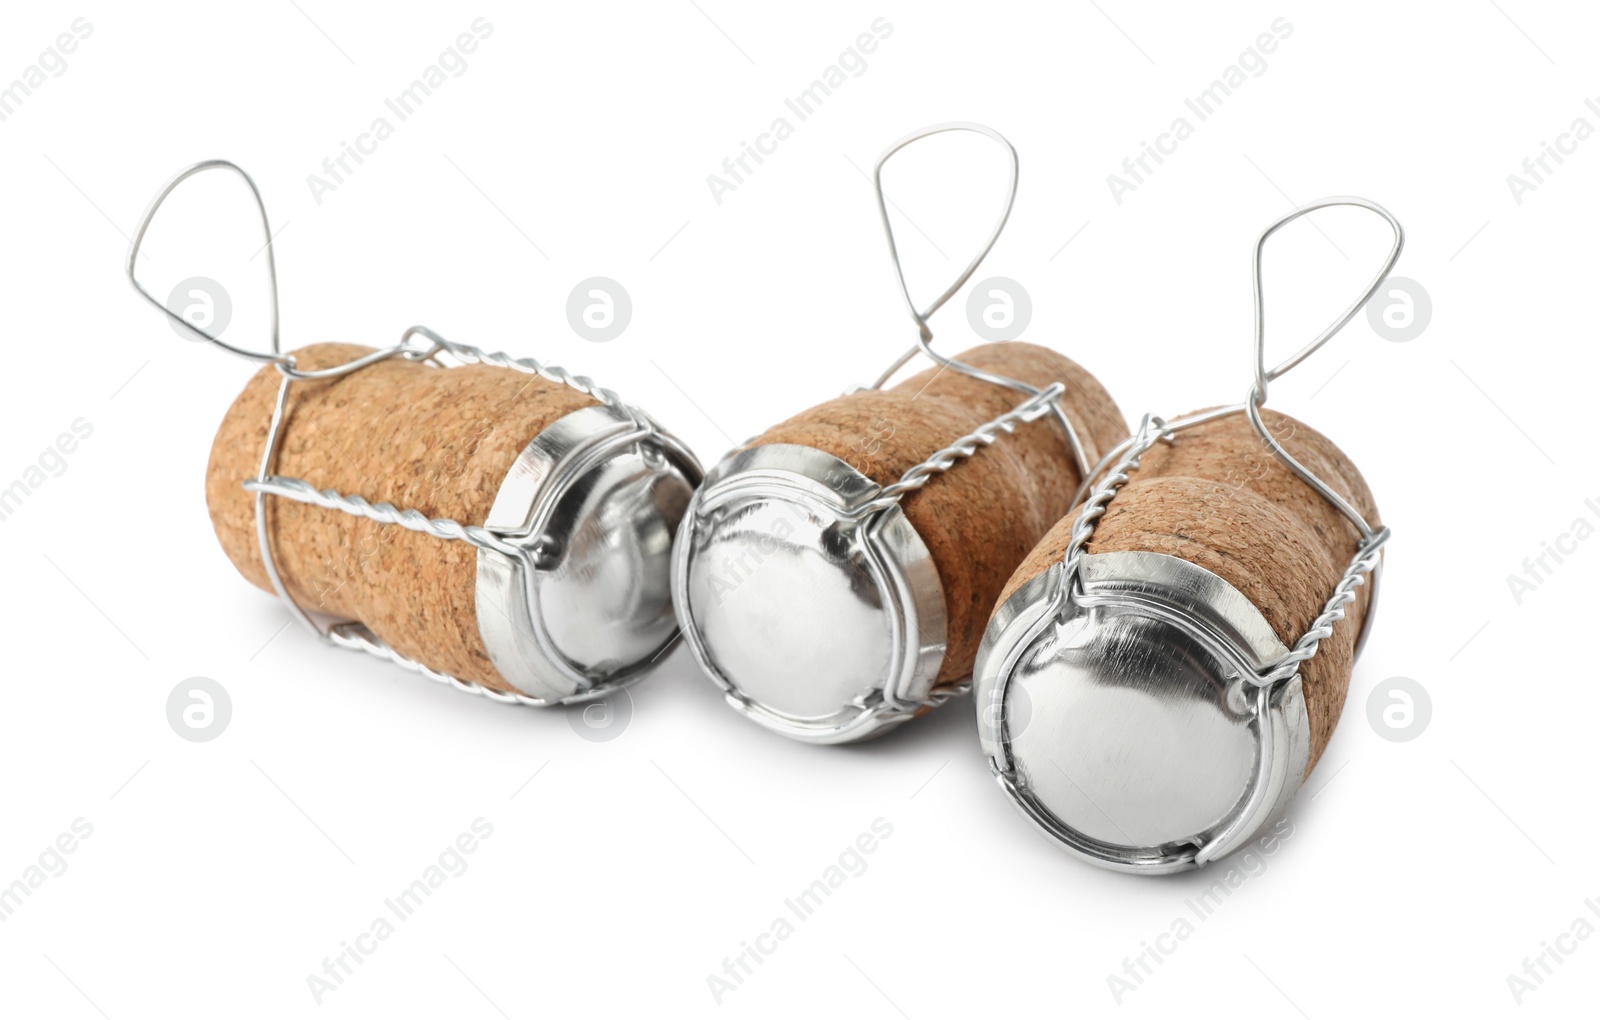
(867, 123), (1090, 486)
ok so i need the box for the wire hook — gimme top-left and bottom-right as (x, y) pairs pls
(872, 121), (1018, 348)
(1251, 196), (1403, 403)
(1246, 196), (1402, 541)
(127, 159), (286, 366)
(866, 123), (1089, 479)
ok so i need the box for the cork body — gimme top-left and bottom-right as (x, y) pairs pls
(750, 343), (1128, 684)
(996, 408), (1379, 773)
(206, 343), (599, 691)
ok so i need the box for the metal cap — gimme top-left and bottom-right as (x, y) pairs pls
(672, 444), (947, 743)
(974, 550), (1310, 874)
(475, 403), (702, 704)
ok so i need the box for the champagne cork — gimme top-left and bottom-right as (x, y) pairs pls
(673, 342), (1129, 743)
(207, 343), (702, 703)
(976, 407), (1381, 872)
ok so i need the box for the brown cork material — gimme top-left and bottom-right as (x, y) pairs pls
(206, 343), (599, 692)
(750, 343), (1128, 685)
(995, 407), (1380, 775)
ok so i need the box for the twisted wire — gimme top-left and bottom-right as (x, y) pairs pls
(920, 679), (972, 709)
(863, 383), (1065, 513)
(430, 338), (623, 408)
(327, 623), (558, 707)
(242, 476), (530, 559)
(1254, 530), (1389, 686)
(872, 679), (973, 720)
(1061, 414), (1171, 582)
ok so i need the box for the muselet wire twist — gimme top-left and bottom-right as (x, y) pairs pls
(128, 160), (701, 707)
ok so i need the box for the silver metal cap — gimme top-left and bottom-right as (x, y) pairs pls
(974, 550), (1310, 874)
(672, 444), (947, 743)
(474, 403), (702, 704)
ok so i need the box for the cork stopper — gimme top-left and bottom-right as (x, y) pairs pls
(673, 342), (1128, 741)
(206, 343), (698, 698)
(996, 407), (1379, 773)
(974, 406), (1379, 871)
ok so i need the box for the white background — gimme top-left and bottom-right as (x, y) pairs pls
(1, 1), (1596, 1016)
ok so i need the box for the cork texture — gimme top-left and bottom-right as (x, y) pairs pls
(995, 407), (1380, 776)
(750, 343), (1128, 685)
(206, 343), (599, 691)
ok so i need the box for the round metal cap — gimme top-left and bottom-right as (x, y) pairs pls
(475, 403), (702, 704)
(672, 444), (947, 743)
(974, 550), (1310, 874)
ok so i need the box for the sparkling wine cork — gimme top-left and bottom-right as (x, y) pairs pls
(976, 407), (1380, 872)
(673, 342), (1128, 743)
(207, 343), (701, 703)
